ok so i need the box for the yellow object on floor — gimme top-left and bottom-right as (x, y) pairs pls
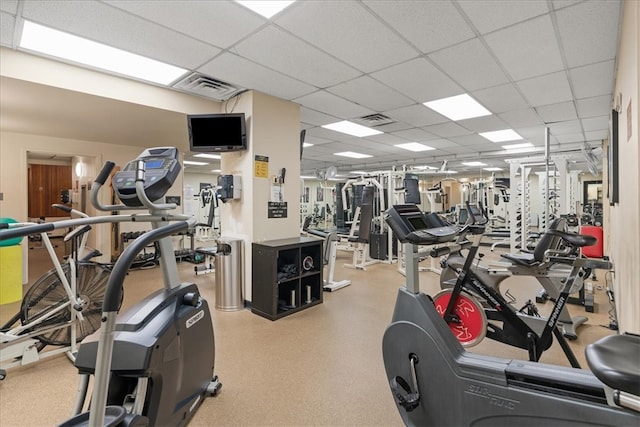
(0, 245), (23, 304)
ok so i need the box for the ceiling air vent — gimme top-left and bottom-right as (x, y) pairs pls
(173, 73), (245, 101)
(353, 113), (396, 127)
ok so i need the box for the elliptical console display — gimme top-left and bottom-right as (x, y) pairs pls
(113, 147), (181, 207)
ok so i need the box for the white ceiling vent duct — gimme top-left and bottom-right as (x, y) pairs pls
(353, 113), (396, 128)
(173, 73), (245, 101)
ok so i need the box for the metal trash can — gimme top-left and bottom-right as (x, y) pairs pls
(214, 237), (243, 311)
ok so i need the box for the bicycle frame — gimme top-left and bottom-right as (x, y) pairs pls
(439, 226), (589, 368)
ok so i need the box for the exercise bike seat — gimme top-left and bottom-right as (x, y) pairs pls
(548, 229), (597, 248)
(586, 334), (640, 396)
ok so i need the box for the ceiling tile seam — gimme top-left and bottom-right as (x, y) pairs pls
(453, 0), (553, 38)
(10, 0), (25, 50)
(451, 0), (548, 134)
(547, 4), (587, 141)
(357, 0), (435, 57)
(100, 0), (241, 55)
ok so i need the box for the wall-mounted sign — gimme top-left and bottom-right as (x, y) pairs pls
(255, 155), (269, 178)
(268, 201), (287, 218)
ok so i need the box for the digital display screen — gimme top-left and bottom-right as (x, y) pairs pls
(146, 159), (164, 169)
(188, 113), (247, 152)
(407, 215), (427, 230)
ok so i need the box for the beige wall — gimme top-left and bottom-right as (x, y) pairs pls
(608, 0), (639, 334)
(221, 90), (301, 302)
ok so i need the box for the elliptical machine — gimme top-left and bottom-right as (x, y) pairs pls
(0, 148), (221, 426)
(382, 204), (639, 426)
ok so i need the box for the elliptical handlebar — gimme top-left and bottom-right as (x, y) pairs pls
(102, 221), (188, 312)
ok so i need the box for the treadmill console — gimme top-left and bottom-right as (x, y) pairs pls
(385, 204), (458, 245)
(113, 147), (181, 207)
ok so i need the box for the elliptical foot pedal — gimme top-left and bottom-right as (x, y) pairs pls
(58, 406), (126, 427)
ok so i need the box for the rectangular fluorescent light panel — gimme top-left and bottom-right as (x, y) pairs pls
(502, 142), (533, 150)
(461, 161), (487, 167)
(479, 129), (523, 143)
(423, 94), (491, 121)
(412, 165), (438, 170)
(194, 153), (222, 159)
(212, 169), (222, 173)
(349, 171), (368, 174)
(395, 142), (435, 152)
(483, 167), (503, 171)
(302, 142), (314, 148)
(322, 121), (383, 137)
(19, 21), (187, 85)
(236, 1), (295, 18)
(184, 161), (209, 166)
(334, 151), (372, 159)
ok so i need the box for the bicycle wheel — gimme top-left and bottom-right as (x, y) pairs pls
(20, 262), (114, 347)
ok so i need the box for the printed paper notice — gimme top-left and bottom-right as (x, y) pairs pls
(255, 155), (269, 178)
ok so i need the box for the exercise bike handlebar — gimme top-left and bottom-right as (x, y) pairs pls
(430, 240), (472, 258)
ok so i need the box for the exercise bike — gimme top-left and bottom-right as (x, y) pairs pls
(0, 204), (112, 381)
(430, 204), (599, 368)
(0, 148), (221, 426)
(440, 216), (593, 340)
(382, 203), (639, 426)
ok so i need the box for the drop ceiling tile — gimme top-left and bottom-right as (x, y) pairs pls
(499, 108), (543, 128)
(199, 53), (316, 101)
(327, 76), (414, 111)
(585, 129), (609, 141)
(555, 0), (621, 68)
(458, 0), (549, 34)
(440, 145), (478, 155)
(391, 128), (440, 142)
(414, 138), (459, 150)
(450, 134), (495, 146)
(484, 15), (564, 81)
(422, 123), (474, 138)
(386, 104), (449, 127)
(581, 115), (609, 132)
(472, 83), (530, 113)
(552, 1), (583, 10)
(516, 71), (573, 106)
(300, 108), (340, 127)
(457, 115), (510, 133)
(569, 60), (615, 99)
(548, 119), (583, 135)
(0, 0), (17, 14)
(235, 26), (360, 88)
(368, 133), (414, 145)
(576, 95), (612, 119)
(293, 91), (372, 119)
(303, 135), (333, 146)
(0, 12), (15, 47)
(106, 0), (263, 49)
(555, 133), (585, 144)
(364, 0), (474, 53)
(535, 101), (577, 123)
(371, 121), (413, 133)
(428, 38), (510, 91)
(23, 0), (220, 68)
(371, 58), (463, 103)
(276, 1), (417, 73)
(306, 126), (357, 142)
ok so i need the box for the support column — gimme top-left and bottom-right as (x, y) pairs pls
(219, 91), (301, 302)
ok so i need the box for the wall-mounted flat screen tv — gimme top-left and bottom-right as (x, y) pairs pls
(188, 113), (247, 152)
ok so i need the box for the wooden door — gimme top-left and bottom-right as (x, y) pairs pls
(28, 164), (72, 218)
